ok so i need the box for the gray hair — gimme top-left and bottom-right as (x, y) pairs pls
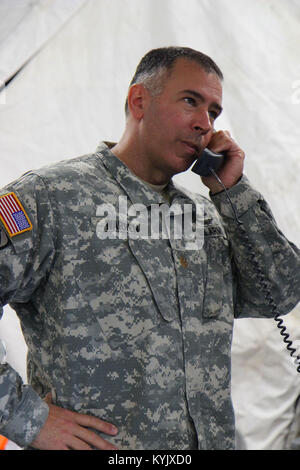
(125, 46), (223, 116)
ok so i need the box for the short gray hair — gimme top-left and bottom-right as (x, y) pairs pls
(125, 46), (223, 116)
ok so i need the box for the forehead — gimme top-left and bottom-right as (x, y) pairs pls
(163, 58), (223, 102)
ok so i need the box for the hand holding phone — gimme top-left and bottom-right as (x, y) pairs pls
(191, 130), (245, 193)
(191, 148), (224, 176)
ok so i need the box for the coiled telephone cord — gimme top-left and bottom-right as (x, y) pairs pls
(210, 168), (300, 373)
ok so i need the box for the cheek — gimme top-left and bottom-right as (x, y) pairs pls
(145, 103), (190, 142)
(150, 112), (177, 140)
(170, 107), (190, 124)
(161, 111), (191, 141)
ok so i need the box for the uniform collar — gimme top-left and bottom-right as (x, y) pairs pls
(95, 141), (177, 207)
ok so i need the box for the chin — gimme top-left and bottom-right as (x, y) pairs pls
(169, 162), (194, 177)
(177, 155), (197, 171)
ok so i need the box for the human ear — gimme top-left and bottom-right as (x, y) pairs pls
(127, 84), (149, 120)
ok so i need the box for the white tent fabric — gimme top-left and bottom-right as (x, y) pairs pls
(0, 0), (87, 83)
(0, 0), (299, 450)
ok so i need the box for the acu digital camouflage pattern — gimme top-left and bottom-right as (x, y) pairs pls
(0, 142), (299, 449)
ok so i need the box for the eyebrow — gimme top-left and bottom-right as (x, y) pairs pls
(181, 89), (223, 115)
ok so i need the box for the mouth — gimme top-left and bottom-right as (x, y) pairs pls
(181, 141), (201, 156)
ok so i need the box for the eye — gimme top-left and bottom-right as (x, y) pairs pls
(183, 97), (197, 106)
(209, 110), (219, 120)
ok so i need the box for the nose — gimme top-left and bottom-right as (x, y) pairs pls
(192, 109), (213, 134)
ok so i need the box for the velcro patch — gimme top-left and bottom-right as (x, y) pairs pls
(0, 192), (32, 237)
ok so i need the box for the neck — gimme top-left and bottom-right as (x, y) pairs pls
(111, 134), (172, 186)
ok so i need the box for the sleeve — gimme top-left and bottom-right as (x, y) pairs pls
(0, 172), (55, 447)
(210, 175), (300, 319)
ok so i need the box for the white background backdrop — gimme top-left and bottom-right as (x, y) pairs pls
(0, 0), (299, 449)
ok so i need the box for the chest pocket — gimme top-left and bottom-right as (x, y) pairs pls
(202, 225), (233, 321)
(74, 216), (180, 351)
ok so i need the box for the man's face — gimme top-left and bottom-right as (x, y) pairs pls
(140, 58), (223, 178)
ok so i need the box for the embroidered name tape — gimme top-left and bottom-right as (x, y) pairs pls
(0, 192), (32, 237)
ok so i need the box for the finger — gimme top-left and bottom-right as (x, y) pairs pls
(66, 435), (92, 451)
(74, 426), (118, 450)
(209, 131), (239, 154)
(44, 392), (52, 404)
(75, 412), (118, 436)
(223, 130), (232, 137)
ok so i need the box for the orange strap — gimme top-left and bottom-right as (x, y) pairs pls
(0, 435), (8, 450)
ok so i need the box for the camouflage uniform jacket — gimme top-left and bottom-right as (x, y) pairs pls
(0, 142), (299, 449)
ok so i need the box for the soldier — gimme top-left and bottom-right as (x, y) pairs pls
(0, 47), (299, 450)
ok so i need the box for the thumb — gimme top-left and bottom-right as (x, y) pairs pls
(43, 392), (52, 405)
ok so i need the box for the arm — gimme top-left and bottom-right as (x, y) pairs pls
(0, 174), (53, 446)
(202, 130), (300, 318)
(210, 175), (300, 318)
(0, 174), (118, 449)
(0, 360), (49, 448)
(0, 358), (118, 450)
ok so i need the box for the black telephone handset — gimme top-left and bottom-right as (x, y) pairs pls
(191, 147), (300, 373)
(191, 148), (224, 177)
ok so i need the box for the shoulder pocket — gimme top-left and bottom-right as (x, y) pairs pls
(6, 231), (33, 254)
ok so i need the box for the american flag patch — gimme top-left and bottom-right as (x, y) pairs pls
(0, 192), (32, 237)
